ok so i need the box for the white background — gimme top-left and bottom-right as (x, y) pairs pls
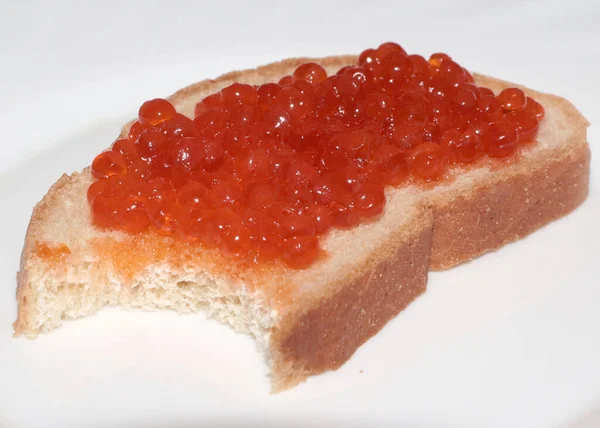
(0, 1), (599, 427)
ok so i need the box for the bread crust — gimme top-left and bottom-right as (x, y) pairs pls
(430, 141), (590, 270)
(270, 214), (432, 390)
(15, 173), (76, 335)
(429, 75), (590, 269)
(14, 55), (590, 391)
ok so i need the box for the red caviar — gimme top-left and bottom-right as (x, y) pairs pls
(498, 88), (527, 111)
(88, 43), (544, 269)
(138, 98), (177, 126)
(91, 151), (127, 179)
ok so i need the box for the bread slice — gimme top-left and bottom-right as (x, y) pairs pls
(14, 55), (590, 391)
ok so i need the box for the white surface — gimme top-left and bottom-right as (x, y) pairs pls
(0, 1), (599, 427)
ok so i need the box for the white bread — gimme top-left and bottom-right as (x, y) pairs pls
(14, 55), (590, 391)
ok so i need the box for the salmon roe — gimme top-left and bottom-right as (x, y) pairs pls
(88, 43), (545, 269)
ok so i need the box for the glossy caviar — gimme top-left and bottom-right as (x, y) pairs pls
(88, 43), (545, 269)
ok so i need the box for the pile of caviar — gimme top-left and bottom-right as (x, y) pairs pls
(88, 42), (545, 269)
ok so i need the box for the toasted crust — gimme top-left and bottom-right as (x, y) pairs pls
(428, 75), (590, 269)
(14, 54), (590, 391)
(15, 173), (76, 335)
(430, 141), (590, 270)
(271, 214), (432, 390)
